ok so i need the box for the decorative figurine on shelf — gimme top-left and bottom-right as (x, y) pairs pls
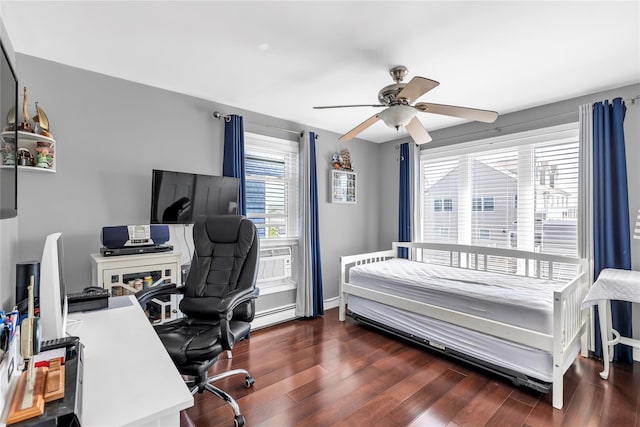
(1, 141), (15, 165)
(17, 87), (34, 133)
(35, 147), (52, 168)
(339, 148), (353, 171)
(331, 153), (341, 170)
(32, 102), (53, 138)
(17, 147), (34, 166)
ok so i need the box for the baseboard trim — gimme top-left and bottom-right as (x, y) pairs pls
(252, 304), (297, 330)
(324, 296), (339, 310)
(252, 296), (341, 330)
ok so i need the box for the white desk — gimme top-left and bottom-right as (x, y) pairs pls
(67, 296), (193, 426)
(582, 268), (640, 380)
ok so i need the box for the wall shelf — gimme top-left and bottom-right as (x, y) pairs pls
(2, 130), (56, 173)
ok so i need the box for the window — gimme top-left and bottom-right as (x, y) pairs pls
(420, 123), (579, 256)
(483, 197), (495, 212)
(472, 196), (495, 212)
(434, 197), (453, 212)
(244, 133), (299, 293)
(434, 227), (449, 239)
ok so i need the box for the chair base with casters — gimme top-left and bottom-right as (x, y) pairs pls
(185, 367), (255, 425)
(138, 285), (258, 427)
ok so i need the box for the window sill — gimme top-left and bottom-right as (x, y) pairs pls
(260, 237), (299, 248)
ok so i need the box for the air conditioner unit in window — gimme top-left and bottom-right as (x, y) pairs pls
(258, 246), (292, 282)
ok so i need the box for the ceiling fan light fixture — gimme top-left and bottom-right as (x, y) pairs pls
(378, 105), (416, 129)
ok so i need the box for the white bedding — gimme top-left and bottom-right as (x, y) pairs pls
(348, 296), (579, 382)
(349, 258), (566, 334)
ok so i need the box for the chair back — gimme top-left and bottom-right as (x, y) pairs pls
(180, 215), (259, 319)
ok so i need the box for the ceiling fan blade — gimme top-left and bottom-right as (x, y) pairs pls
(339, 114), (380, 141)
(415, 102), (498, 123)
(405, 116), (432, 145)
(396, 77), (440, 103)
(313, 104), (385, 109)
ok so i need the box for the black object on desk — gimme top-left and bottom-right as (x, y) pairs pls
(12, 337), (83, 427)
(67, 288), (109, 313)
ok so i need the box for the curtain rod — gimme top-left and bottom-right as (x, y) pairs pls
(392, 93), (639, 149)
(627, 94), (640, 104)
(424, 93), (639, 146)
(425, 110), (578, 145)
(213, 111), (316, 138)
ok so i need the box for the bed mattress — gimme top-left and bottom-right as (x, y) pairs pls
(348, 258), (567, 334)
(348, 296), (579, 383)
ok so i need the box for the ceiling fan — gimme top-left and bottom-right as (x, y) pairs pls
(313, 65), (498, 145)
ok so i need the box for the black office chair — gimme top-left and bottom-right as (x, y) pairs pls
(136, 215), (260, 427)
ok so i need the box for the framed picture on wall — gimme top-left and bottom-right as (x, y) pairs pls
(331, 170), (356, 204)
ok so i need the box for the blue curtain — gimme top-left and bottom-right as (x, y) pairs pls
(309, 132), (324, 317)
(222, 115), (246, 215)
(592, 97), (632, 363)
(398, 143), (411, 258)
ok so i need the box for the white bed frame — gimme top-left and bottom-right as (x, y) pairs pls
(339, 242), (589, 410)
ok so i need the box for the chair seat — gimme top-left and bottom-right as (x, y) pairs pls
(154, 318), (251, 374)
(154, 318), (223, 365)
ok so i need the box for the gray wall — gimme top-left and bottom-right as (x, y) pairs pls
(14, 54), (381, 313)
(10, 54), (639, 322)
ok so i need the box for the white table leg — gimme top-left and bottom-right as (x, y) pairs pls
(598, 300), (610, 379)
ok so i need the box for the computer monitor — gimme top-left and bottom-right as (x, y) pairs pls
(39, 232), (68, 340)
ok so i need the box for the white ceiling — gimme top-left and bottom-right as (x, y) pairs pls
(1, 1), (639, 143)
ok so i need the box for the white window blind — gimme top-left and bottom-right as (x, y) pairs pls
(420, 123), (579, 257)
(245, 133), (299, 240)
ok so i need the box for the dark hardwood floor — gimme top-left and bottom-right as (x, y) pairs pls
(183, 308), (639, 426)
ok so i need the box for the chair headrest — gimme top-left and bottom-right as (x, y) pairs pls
(203, 215), (249, 243)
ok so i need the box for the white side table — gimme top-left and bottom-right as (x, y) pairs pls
(581, 268), (640, 379)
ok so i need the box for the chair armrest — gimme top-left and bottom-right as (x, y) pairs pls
(135, 283), (185, 307)
(219, 287), (259, 350)
(217, 287), (260, 316)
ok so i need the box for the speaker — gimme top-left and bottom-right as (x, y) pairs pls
(16, 260), (40, 309)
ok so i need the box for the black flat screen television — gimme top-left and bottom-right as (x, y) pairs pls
(0, 37), (18, 219)
(150, 169), (239, 224)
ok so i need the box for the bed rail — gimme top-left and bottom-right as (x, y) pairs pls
(392, 241), (581, 279)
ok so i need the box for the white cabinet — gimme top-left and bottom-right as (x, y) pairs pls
(330, 170), (357, 204)
(1, 130), (56, 173)
(91, 252), (182, 323)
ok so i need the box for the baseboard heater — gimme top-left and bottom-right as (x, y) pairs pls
(252, 304), (297, 330)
